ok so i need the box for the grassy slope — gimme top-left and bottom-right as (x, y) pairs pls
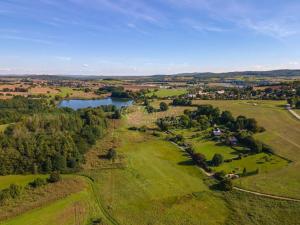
(84, 110), (300, 225)
(193, 100), (300, 198)
(172, 128), (288, 174)
(224, 190), (300, 225)
(0, 185), (100, 225)
(147, 89), (187, 98)
(85, 121), (229, 225)
(0, 176), (107, 225)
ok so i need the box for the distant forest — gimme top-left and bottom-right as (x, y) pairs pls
(1, 69), (300, 81)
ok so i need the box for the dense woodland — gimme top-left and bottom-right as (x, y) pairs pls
(0, 97), (112, 175)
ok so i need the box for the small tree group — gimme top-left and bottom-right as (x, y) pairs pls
(211, 154), (224, 166)
(159, 102), (169, 111)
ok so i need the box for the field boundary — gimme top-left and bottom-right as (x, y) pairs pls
(233, 187), (300, 202)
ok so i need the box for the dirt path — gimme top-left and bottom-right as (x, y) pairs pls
(81, 175), (120, 225)
(233, 187), (300, 202)
(288, 108), (300, 120)
(170, 140), (300, 203)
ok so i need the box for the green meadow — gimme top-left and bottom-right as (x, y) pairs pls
(147, 88), (187, 98)
(192, 100), (300, 198)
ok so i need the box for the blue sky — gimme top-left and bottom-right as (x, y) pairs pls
(0, 0), (300, 75)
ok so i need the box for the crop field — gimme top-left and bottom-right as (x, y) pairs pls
(146, 88), (187, 98)
(28, 87), (59, 95)
(126, 104), (193, 128)
(192, 100), (300, 198)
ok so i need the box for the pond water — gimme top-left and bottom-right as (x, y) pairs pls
(58, 97), (133, 110)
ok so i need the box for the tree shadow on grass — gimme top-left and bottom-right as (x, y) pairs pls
(177, 160), (195, 166)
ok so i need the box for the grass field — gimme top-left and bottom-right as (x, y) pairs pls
(82, 108), (300, 225)
(84, 120), (229, 225)
(0, 176), (108, 225)
(0, 175), (47, 189)
(0, 179), (101, 225)
(146, 88), (187, 98)
(171, 128), (288, 175)
(1, 100), (300, 224)
(224, 190), (300, 225)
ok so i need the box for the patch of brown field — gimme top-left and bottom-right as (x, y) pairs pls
(0, 92), (28, 97)
(123, 84), (157, 92)
(55, 201), (87, 225)
(0, 84), (29, 89)
(83, 120), (126, 170)
(0, 177), (86, 221)
(29, 86), (59, 94)
(126, 104), (194, 128)
(69, 91), (107, 99)
(0, 95), (12, 99)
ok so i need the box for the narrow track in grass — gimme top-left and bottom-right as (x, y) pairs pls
(80, 175), (120, 225)
(233, 187), (300, 202)
(287, 108), (300, 120)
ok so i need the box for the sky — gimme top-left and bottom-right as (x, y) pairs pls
(0, 0), (300, 76)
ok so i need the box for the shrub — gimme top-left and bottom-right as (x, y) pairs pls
(219, 178), (233, 191)
(0, 189), (11, 205)
(8, 184), (22, 199)
(159, 102), (169, 111)
(211, 154), (224, 166)
(214, 171), (226, 180)
(107, 148), (117, 160)
(48, 171), (61, 183)
(29, 178), (47, 188)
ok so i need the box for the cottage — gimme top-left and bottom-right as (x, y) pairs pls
(225, 173), (239, 179)
(213, 128), (222, 136)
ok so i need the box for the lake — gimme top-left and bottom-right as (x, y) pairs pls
(58, 97), (133, 110)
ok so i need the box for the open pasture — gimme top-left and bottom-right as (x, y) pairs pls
(0, 175), (47, 189)
(84, 121), (229, 225)
(147, 88), (187, 98)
